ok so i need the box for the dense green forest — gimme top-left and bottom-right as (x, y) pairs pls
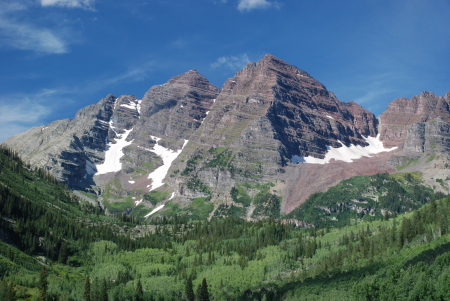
(1, 146), (450, 300)
(286, 172), (441, 227)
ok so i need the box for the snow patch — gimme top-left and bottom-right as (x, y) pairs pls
(128, 180), (135, 184)
(144, 204), (165, 218)
(326, 115), (334, 119)
(135, 199), (143, 206)
(143, 137), (188, 191)
(292, 134), (397, 165)
(137, 99), (142, 116)
(120, 103), (137, 110)
(95, 128), (134, 174)
(201, 111), (210, 124)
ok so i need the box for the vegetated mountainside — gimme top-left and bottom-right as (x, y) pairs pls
(286, 172), (440, 227)
(379, 91), (450, 193)
(1, 146), (450, 300)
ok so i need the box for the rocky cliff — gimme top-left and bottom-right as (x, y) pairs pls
(6, 54), (442, 220)
(378, 91), (450, 194)
(170, 54), (385, 218)
(3, 71), (220, 193)
(379, 91), (450, 148)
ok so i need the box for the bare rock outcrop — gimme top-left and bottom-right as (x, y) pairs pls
(379, 91), (450, 148)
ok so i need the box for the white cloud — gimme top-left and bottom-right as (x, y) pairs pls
(40, 0), (95, 10)
(0, 19), (68, 54)
(90, 62), (155, 90)
(0, 1), (69, 54)
(237, 0), (278, 12)
(211, 53), (251, 70)
(0, 90), (57, 142)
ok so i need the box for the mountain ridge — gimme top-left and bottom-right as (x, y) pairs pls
(3, 54), (450, 220)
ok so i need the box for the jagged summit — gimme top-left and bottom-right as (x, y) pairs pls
(4, 55), (447, 220)
(196, 53), (379, 162)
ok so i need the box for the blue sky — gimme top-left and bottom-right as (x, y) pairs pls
(1, 0), (449, 142)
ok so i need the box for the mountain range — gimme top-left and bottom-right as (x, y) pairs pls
(4, 54), (450, 221)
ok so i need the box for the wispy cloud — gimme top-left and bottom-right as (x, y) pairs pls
(40, 0), (96, 10)
(89, 62), (155, 91)
(0, 1), (69, 54)
(211, 53), (251, 70)
(0, 19), (68, 54)
(0, 89), (61, 142)
(237, 0), (280, 12)
(0, 61), (156, 142)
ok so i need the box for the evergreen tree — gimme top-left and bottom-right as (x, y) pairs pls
(84, 276), (91, 301)
(38, 266), (48, 301)
(58, 241), (68, 264)
(196, 278), (209, 301)
(185, 276), (195, 301)
(136, 278), (144, 301)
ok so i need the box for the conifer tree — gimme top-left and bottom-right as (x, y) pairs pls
(136, 278), (144, 301)
(38, 266), (48, 301)
(196, 278), (209, 301)
(84, 276), (91, 301)
(58, 241), (68, 264)
(185, 276), (195, 301)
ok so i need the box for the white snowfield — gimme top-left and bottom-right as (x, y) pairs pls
(144, 204), (165, 218)
(120, 103), (137, 110)
(291, 134), (397, 164)
(120, 99), (142, 115)
(144, 192), (176, 218)
(144, 136), (189, 191)
(95, 128), (134, 174)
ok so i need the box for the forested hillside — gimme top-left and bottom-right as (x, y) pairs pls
(1, 146), (450, 300)
(287, 172), (441, 227)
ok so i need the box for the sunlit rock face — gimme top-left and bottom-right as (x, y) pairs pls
(2, 71), (220, 191)
(187, 54), (379, 167)
(6, 53), (448, 219)
(379, 91), (450, 149)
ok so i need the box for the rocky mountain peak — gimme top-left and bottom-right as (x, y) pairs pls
(379, 92), (450, 148)
(191, 54), (378, 167)
(166, 69), (210, 87)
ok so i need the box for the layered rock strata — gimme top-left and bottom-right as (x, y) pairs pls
(379, 91), (450, 148)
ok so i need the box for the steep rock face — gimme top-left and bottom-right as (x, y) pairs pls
(195, 55), (378, 161)
(175, 54), (380, 208)
(3, 71), (220, 193)
(379, 91), (450, 148)
(130, 70), (220, 150)
(403, 117), (450, 154)
(3, 95), (118, 188)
